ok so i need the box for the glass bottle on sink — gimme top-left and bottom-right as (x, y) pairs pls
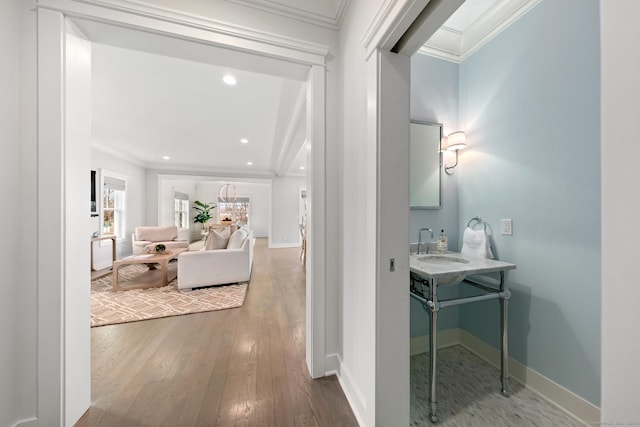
(437, 229), (448, 253)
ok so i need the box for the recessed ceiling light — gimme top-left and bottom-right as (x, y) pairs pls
(240, 138), (249, 144)
(246, 161), (253, 166)
(299, 166), (305, 170)
(162, 155), (171, 160)
(223, 75), (237, 85)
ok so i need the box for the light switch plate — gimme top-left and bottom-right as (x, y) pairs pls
(500, 219), (513, 236)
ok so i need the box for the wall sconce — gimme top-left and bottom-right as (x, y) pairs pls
(444, 131), (467, 175)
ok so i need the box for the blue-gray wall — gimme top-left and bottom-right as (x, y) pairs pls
(457, 0), (601, 405)
(410, 55), (460, 336)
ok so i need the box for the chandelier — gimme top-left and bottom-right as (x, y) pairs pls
(218, 183), (238, 203)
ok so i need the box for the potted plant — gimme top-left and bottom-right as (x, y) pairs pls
(193, 200), (215, 229)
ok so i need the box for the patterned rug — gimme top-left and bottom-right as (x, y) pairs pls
(91, 264), (248, 327)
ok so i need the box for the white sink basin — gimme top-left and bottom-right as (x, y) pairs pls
(411, 254), (471, 285)
(416, 255), (470, 265)
(410, 251), (516, 287)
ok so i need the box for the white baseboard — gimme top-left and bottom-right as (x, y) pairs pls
(268, 242), (301, 249)
(332, 354), (368, 427)
(325, 353), (340, 376)
(457, 329), (600, 425)
(410, 328), (460, 355)
(13, 417), (38, 427)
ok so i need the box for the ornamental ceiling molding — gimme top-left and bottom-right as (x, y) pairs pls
(418, 0), (541, 63)
(227, 0), (350, 30)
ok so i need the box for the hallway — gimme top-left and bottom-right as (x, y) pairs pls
(76, 238), (357, 426)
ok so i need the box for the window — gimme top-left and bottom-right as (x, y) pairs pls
(174, 192), (189, 230)
(217, 196), (250, 226)
(102, 174), (126, 239)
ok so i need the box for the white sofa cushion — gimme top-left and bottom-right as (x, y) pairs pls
(132, 225), (188, 255)
(227, 228), (248, 249)
(135, 226), (178, 242)
(204, 228), (230, 250)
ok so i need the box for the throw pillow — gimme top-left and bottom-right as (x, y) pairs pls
(227, 228), (248, 249)
(205, 228), (230, 250)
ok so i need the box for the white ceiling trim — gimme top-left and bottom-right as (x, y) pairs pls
(418, 0), (541, 63)
(148, 163), (278, 178)
(227, 0), (350, 30)
(157, 173), (273, 185)
(361, 0), (431, 59)
(92, 141), (147, 168)
(393, 0), (464, 56)
(273, 86), (307, 176)
(37, 0), (330, 65)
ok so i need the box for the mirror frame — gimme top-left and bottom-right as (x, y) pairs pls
(409, 120), (443, 210)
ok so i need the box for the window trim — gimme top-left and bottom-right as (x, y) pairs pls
(174, 194), (189, 231)
(100, 169), (128, 242)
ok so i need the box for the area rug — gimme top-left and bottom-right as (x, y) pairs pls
(91, 264), (248, 327)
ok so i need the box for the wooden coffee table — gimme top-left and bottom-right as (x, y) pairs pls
(111, 248), (187, 291)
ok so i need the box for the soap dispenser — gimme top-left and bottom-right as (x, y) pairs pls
(438, 229), (448, 253)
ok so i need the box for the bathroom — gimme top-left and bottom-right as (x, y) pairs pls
(408, 0), (600, 424)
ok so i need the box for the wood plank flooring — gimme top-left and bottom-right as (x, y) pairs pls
(76, 238), (358, 427)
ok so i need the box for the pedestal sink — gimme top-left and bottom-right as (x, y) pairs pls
(411, 254), (470, 285)
(410, 252), (516, 286)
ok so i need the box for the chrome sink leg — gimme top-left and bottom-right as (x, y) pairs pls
(500, 271), (511, 397)
(428, 278), (439, 423)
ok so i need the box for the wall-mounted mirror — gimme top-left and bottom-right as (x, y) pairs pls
(410, 121), (442, 209)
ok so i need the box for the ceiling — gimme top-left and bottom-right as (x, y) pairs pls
(75, 19), (310, 177)
(76, 0), (537, 177)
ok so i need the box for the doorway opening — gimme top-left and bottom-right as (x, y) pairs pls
(36, 5), (327, 423)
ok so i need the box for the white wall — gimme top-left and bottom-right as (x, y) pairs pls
(194, 181), (271, 238)
(338, 1), (385, 425)
(92, 149), (147, 258)
(17, 1), (38, 424)
(153, 175), (305, 245)
(64, 20), (93, 424)
(601, 0), (640, 421)
(0, 0), (30, 425)
(156, 178), (198, 241)
(271, 176), (306, 247)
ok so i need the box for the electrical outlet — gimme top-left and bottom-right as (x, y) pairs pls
(500, 219), (513, 236)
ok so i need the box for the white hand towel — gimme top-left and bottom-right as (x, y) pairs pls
(460, 227), (494, 259)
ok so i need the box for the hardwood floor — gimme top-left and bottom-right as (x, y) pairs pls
(76, 238), (357, 427)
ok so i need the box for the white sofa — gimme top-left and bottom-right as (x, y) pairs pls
(177, 229), (253, 291)
(131, 225), (189, 255)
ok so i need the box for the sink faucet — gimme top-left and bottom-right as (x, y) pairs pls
(417, 227), (433, 254)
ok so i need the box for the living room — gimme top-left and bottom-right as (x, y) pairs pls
(87, 19), (309, 267)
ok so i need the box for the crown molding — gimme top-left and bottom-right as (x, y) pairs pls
(146, 162), (277, 177)
(418, 0), (541, 63)
(91, 142), (148, 168)
(227, 0), (349, 30)
(361, 0), (428, 59)
(36, 0), (330, 65)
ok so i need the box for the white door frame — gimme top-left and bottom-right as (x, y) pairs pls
(361, 1), (453, 424)
(35, 1), (329, 424)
